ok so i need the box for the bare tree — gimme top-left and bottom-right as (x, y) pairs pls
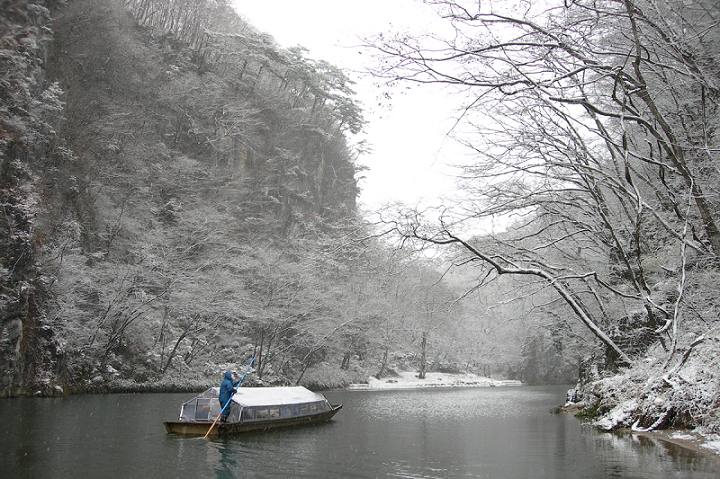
(367, 0), (720, 365)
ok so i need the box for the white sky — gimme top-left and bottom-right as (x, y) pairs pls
(232, 0), (464, 211)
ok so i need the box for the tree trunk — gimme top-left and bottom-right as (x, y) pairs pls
(376, 347), (389, 379)
(418, 332), (427, 379)
(340, 351), (351, 370)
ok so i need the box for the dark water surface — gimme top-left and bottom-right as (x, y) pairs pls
(2, 385), (719, 478)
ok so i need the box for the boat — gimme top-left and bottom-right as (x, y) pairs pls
(163, 386), (342, 436)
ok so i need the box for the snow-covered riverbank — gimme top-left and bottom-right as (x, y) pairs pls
(349, 371), (522, 390)
(569, 341), (720, 459)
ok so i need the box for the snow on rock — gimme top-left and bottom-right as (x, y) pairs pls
(576, 330), (720, 457)
(350, 371), (521, 390)
(595, 399), (639, 431)
(586, 333), (720, 436)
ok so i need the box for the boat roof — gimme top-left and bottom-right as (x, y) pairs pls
(203, 386), (328, 407)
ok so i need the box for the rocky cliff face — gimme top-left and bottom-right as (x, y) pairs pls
(1, 0), (67, 397)
(1, 0), (364, 396)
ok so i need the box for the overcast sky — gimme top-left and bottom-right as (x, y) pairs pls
(233, 0), (463, 211)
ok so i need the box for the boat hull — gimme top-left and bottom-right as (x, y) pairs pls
(164, 404), (342, 436)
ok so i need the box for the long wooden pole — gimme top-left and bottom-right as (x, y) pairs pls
(204, 353), (257, 439)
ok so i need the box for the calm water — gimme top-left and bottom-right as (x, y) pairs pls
(2, 385), (719, 478)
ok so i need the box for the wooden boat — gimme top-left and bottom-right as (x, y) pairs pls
(164, 386), (342, 436)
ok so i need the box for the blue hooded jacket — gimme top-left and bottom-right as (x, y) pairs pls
(219, 371), (238, 405)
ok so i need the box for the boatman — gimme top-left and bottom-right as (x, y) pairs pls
(219, 371), (240, 422)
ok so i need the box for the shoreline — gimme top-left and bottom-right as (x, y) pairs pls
(624, 428), (720, 458)
(348, 371), (522, 390)
(559, 404), (720, 460)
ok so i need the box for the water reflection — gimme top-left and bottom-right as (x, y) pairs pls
(208, 442), (238, 479)
(589, 429), (717, 475)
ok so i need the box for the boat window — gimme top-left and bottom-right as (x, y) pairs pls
(310, 403), (318, 413)
(194, 398), (212, 421)
(180, 401), (196, 421)
(257, 408), (269, 419)
(300, 404), (309, 415)
(282, 407), (292, 418)
(292, 406), (301, 416)
(225, 403), (240, 422)
(269, 408), (280, 418)
(243, 408), (256, 420)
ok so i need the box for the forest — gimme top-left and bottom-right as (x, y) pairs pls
(1, 0), (719, 435)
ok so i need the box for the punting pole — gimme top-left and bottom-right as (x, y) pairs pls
(204, 353), (257, 439)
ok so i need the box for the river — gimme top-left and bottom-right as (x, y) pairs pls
(2, 385), (719, 478)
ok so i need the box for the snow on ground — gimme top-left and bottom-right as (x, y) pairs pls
(349, 371), (522, 390)
(669, 431), (697, 441)
(704, 439), (720, 455)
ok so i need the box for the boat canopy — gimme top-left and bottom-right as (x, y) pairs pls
(177, 386), (331, 423)
(230, 387), (329, 407)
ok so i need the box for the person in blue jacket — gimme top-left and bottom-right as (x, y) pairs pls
(219, 371), (239, 422)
